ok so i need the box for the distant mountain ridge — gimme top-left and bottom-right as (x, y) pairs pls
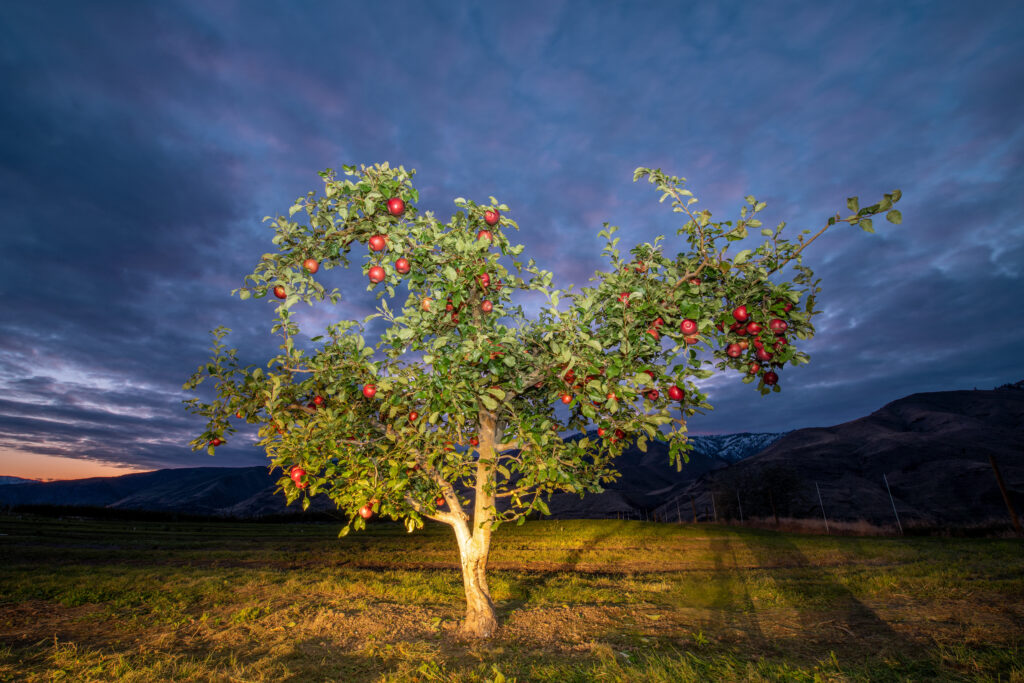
(653, 385), (1024, 528)
(1, 383), (1021, 528)
(0, 433), (782, 518)
(0, 476), (36, 486)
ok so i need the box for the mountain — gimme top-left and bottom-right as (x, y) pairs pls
(653, 385), (1024, 528)
(0, 433), (781, 519)
(2, 383), (1021, 529)
(0, 476), (36, 486)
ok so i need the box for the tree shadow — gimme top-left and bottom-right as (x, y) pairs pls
(495, 520), (633, 619)
(727, 527), (921, 660)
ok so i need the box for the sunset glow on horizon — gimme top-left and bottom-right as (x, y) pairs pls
(0, 448), (154, 482)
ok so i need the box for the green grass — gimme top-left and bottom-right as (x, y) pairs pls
(0, 515), (1021, 681)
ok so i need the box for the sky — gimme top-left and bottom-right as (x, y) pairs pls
(1, 1), (1022, 481)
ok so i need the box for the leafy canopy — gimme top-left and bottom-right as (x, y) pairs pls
(185, 163), (901, 535)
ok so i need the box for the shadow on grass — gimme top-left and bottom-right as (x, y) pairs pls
(727, 527), (917, 660)
(495, 520), (628, 618)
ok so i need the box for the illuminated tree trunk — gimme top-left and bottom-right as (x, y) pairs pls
(451, 410), (499, 638)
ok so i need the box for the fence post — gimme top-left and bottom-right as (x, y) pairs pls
(736, 491), (744, 524)
(712, 493), (718, 522)
(769, 489), (779, 527)
(989, 455), (1023, 536)
(816, 481), (830, 535)
(883, 473), (903, 536)
(691, 495), (698, 523)
(676, 498), (682, 524)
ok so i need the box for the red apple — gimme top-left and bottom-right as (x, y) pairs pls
(395, 258), (410, 274)
(359, 504), (373, 519)
(733, 305), (749, 322)
(210, 438), (222, 447)
(387, 197), (405, 216)
(614, 429), (625, 441)
(606, 392), (616, 401)
(477, 229), (493, 242)
(746, 321), (763, 334)
(738, 340), (748, 350)
(445, 300), (454, 312)
(451, 313), (460, 324)
(290, 466), (305, 481)
(368, 266), (385, 283)
(436, 496), (446, 507)
(726, 343), (743, 358)
(634, 262), (648, 273)
(313, 395), (325, 406)
(597, 427), (607, 437)
(484, 209), (500, 226)
(667, 385), (684, 401)
(560, 393), (572, 405)
(235, 411), (243, 419)
(368, 235), (387, 252)
(362, 384), (377, 399)
(477, 273), (490, 289)
(689, 277), (702, 286)
(646, 389), (659, 400)
(409, 411), (419, 421)
(618, 292), (631, 305)
(469, 437), (479, 447)
(769, 318), (788, 334)
(302, 258), (319, 274)
(647, 328), (660, 341)
(421, 297), (432, 312)
(764, 371), (779, 385)
(684, 335), (699, 345)
(756, 348), (773, 362)
(652, 317), (665, 328)
(481, 300), (493, 313)
(680, 319), (698, 335)
(748, 362), (761, 375)
(273, 285), (287, 299)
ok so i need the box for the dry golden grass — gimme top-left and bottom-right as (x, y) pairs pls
(1, 514), (1022, 681)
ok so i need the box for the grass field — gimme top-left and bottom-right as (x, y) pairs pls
(0, 514), (1021, 682)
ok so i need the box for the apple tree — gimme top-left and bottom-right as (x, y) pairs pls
(184, 162), (901, 638)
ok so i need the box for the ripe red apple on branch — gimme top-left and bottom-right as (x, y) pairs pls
(186, 162), (902, 639)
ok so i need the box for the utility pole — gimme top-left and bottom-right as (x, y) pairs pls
(989, 455), (1023, 536)
(816, 481), (830, 535)
(883, 473), (903, 535)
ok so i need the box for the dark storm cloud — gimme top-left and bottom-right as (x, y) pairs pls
(0, 1), (1022, 474)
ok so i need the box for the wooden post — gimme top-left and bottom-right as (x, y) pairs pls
(989, 455), (1023, 536)
(676, 498), (682, 524)
(769, 489), (779, 527)
(691, 495), (698, 523)
(712, 493), (718, 522)
(816, 482), (830, 535)
(736, 491), (744, 524)
(883, 473), (903, 536)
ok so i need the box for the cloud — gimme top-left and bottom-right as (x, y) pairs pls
(0, 1), (1022, 476)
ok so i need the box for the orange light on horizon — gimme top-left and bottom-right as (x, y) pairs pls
(0, 448), (154, 482)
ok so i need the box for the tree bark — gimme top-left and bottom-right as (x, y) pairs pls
(451, 409), (500, 638)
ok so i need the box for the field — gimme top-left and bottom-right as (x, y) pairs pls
(0, 515), (1022, 682)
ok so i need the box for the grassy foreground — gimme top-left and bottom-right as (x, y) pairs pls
(0, 515), (1021, 682)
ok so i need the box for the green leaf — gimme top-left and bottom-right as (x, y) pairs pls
(847, 196), (859, 213)
(487, 387), (506, 400)
(858, 218), (874, 233)
(734, 250), (751, 265)
(885, 209), (902, 224)
(480, 395), (498, 411)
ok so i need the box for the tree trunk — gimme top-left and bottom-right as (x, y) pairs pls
(451, 409), (500, 638)
(453, 523), (497, 638)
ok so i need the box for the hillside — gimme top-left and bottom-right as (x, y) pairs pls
(654, 385), (1024, 527)
(0, 434), (781, 519)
